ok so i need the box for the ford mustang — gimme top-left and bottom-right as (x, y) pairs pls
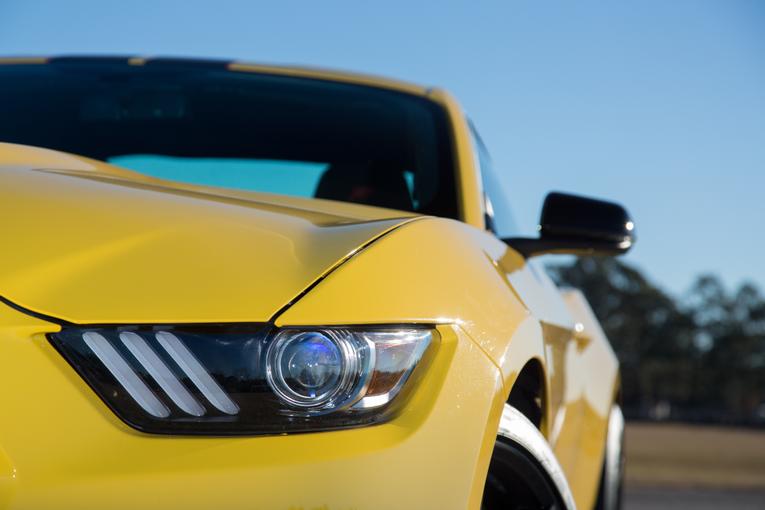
(0, 56), (634, 509)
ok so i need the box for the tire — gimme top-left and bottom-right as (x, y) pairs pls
(482, 405), (576, 510)
(482, 438), (567, 510)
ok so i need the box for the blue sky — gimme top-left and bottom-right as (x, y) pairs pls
(2, 1), (764, 296)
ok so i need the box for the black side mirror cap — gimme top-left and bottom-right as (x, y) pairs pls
(503, 192), (635, 258)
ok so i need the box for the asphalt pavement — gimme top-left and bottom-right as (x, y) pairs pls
(625, 485), (765, 509)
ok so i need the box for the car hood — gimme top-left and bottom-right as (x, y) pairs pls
(0, 143), (414, 324)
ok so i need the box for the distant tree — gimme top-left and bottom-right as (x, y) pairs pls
(548, 258), (765, 424)
(549, 257), (695, 412)
(685, 277), (765, 421)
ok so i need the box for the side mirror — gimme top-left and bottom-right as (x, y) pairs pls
(503, 192), (635, 258)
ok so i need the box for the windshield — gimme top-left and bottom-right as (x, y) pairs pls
(0, 60), (457, 217)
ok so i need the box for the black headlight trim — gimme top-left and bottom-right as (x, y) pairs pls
(48, 323), (434, 436)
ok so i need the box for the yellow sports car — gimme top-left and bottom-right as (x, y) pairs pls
(0, 57), (634, 510)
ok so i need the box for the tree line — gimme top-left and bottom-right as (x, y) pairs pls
(548, 257), (765, 426)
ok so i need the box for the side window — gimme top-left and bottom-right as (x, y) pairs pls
(468, 121), (519, 238)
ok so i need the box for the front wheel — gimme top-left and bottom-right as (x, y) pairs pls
(481, 405), (576, 510)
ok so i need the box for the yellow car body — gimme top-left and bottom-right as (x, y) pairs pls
(0, 57), (624, 509)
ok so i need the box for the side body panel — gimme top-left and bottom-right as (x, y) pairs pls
(277, 217), (618, 508)
(277, 217), (534, 506)
(560, 289), (621, 506)
(423, 95), (621, 508)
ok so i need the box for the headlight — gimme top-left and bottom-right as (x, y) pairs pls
(48, 325), (433, 435)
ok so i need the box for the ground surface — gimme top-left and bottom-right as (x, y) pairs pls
(623, 422), (765, 509)
(625, 486), (765, 510)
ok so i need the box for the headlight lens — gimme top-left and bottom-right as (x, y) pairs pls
(267, 330), (368, 411)
(272, 332), (345, 403)
(48, 325), (433, 435)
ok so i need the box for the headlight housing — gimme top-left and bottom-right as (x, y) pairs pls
(49, 325), (433, 435)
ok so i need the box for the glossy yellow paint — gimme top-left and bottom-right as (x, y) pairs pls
(277, 216), (618, 509)
(0, 144), (415, 323)
(559, 289), (620, 507)
(0, 60), (620, 509)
